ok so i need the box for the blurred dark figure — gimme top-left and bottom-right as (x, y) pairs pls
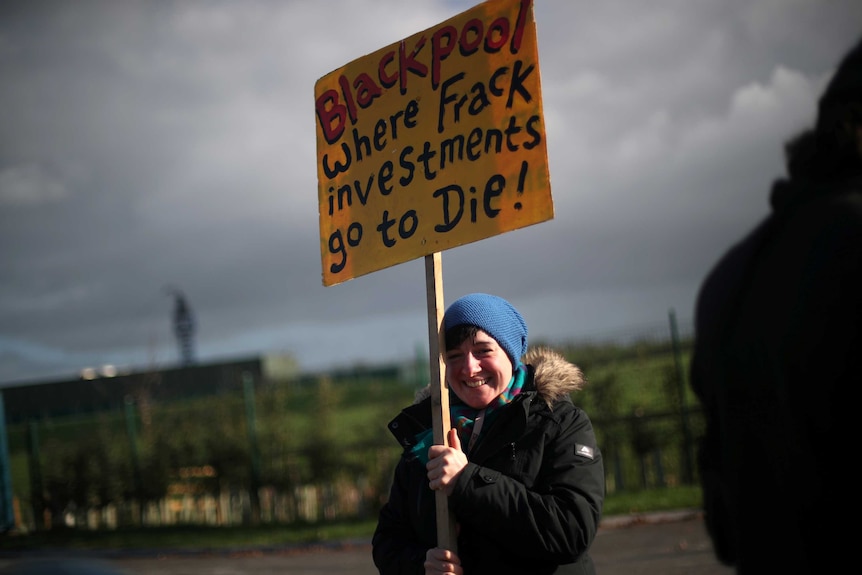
(691, 36), (861, 574)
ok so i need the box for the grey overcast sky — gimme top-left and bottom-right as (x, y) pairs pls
(1, 0), (860, 386)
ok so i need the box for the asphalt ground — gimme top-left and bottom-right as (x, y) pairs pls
(0, 510), (735, 575)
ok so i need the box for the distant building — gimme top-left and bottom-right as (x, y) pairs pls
(2, 353), (301, 424)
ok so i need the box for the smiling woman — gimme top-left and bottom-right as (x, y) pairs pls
(372, 293), (605, 575)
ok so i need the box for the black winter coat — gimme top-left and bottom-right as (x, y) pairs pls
(691, 174), (862, 573)
(372, 348), (604, 575)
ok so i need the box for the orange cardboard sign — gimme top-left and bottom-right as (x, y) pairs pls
(315, 0), (553, 286)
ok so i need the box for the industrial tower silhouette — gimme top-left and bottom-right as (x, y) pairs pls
(164, 286), (196, 366)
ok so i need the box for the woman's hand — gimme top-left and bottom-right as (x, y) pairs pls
(425, 546), (463, 575)
(427, 428), (468, 495)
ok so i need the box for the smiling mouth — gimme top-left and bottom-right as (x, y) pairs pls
(464, 379), (489, 389)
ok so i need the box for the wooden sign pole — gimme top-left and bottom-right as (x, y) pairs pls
(424, 252), (457, 552)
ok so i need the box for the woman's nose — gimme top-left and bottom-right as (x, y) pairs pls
(462, 352), (481, 374)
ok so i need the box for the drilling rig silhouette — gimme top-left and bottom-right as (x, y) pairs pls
(164, 286), (196, 366)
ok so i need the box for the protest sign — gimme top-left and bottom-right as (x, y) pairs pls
(315, 0), (552, 286)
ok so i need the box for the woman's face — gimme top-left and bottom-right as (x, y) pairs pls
(444, 329), (514, 409)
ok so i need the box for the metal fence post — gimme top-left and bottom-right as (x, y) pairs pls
(124, 395), (144, 523)
(242, 371), (262, 525)
(26, 420), (44, 530)
(669, 308), (695, 484)
(0, 392), (14, 531)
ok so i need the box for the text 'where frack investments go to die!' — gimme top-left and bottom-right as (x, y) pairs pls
(314, 0), (553, 286)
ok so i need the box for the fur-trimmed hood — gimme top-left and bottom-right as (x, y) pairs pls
(525, 347), (587, 407)
(415, 347), (586, 408)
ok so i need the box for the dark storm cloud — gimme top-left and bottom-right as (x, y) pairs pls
(1, 0), (860, 384)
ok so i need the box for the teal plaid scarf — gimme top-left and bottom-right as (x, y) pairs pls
(409, 366), (526, 463)
(450, 365), (526, 453)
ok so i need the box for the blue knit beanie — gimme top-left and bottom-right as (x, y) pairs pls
(443, 293), (528, 367)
